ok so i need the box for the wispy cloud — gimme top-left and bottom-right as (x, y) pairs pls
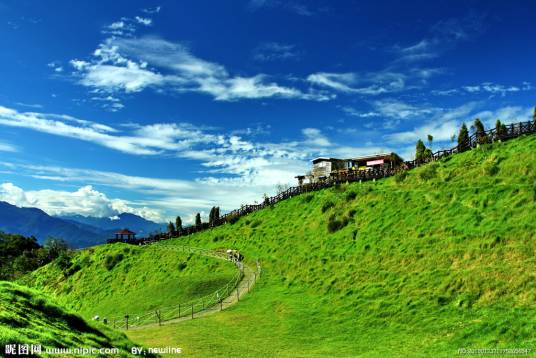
(307, 72), (402, 95)
(0, 141), (18, 152)
(248, 0), (315, 16)
(253, 42), (300, 62)
(70, 34), (330, 102)
(433, 81), (532, 97)
(393, 13), (486, 63)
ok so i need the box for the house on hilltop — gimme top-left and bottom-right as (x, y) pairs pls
(296, 152), (402, 185)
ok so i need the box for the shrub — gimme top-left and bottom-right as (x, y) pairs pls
(418, 163), (438, 181)
(104, 253), (124, 271)
(321, 201), (335, 213)
(345, 191), (357, 201)
(302, 194), (314, 203)
(327, 214), (350, 233)
(394, 171), (407, 184)
(178, 262), (187, 271)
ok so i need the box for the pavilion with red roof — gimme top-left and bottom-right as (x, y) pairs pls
(114, 228), (136, 241)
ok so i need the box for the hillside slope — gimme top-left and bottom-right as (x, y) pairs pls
(0, 281), (153, 357)
(22, 243), (237, 320)
(126, 135), (536, 357)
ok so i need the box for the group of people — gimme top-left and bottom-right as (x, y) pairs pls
(226, 249), (243, 262)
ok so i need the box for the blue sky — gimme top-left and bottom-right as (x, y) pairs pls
(0, 0), (535, 223)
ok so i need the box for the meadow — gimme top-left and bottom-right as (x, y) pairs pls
(126, 134), (536, 357)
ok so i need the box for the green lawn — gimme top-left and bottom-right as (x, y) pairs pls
(126, 135), (536, 357)
(21, 243), (237, 320)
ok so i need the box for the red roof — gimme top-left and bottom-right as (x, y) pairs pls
(115, 228), (136, 235)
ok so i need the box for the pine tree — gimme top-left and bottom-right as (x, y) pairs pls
(175, 216), (182, 234)
(214, 207), (220, 224)
(208, 207), (216, 227)
(195, 213), (202, 228)
(457, 123), (470, 152)
(415, 139), (426, 163)
(167, 221), (175, 234)
(474, 118), (488, 145)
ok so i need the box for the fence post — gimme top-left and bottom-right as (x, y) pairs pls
(247, 280), (250, 293)
(156, 310), (161, 326)
(236, 287), (240, 301)
(220, 298), (223, 311)
(113, 319), (116, 329)
(178, 304), (181, 318)
(191, 303), (194, 319)
(125, 315), (129, 330)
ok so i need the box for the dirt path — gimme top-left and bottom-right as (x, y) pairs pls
(123, 245), (260, 330)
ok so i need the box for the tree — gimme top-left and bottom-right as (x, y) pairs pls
(214, 207), (220, 225)
(195, 213), (202, 228)
(427, 134), (434, 152)
(415, 139), (426, 163)
(474, 118), (488, 145)
(167, 221), (175, 234)
(495, 119), (507, 140)
(43, 237), (69, 260)
(175, 216), (182, 234)
(457, 123), (470, 152)
(533, 106), (536, 125)
(209, 207), (216, 227)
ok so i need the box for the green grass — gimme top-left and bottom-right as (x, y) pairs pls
(0, 281), (153, 357)
(21, 243), (237, 320)
(125, 135), (536, 357)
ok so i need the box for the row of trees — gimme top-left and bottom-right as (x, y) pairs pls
(416, 108), (536, 161)
(166, 206), (221, 236)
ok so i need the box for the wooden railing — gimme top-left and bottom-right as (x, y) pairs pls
(109, 119), (536, 244)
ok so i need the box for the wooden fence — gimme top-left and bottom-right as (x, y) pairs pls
(109, 119), (536, 244)
(104, 244), (260, 330)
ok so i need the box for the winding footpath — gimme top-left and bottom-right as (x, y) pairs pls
(110, 243), (260, 330)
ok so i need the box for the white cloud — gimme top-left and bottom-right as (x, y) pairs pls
(0, 141), (17, 152)
(433, 82), (532, 97)
(302, 128), (331, 147)
(134, 16), (152, 26)
(71, 35), (329, 102)
(0, 182), (164, 222)
(142, 6), (161, 14)
(307, 70), (409, 95)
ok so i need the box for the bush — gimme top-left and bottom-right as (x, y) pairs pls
(302, 194), (314, 203)
(322, 201), (335, 213)
(394, 171), (408, 184)
(345, 191), (357, 201)
(178, 262), (187, 271)
(327, 214), (350, 233)
(104, 253), (124, 271)
(418, 163), (438, 181)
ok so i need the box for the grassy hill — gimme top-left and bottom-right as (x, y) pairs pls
(21, 243), (237, 320)
(124, 135), (536, 357)
(0, 281), (154, 357)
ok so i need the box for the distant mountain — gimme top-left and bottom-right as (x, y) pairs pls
(0, 201), (107, 248)
(59, 213), (165, 237)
